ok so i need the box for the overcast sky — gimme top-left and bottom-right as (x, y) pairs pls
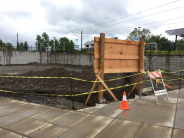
(0, 0), (184, 47)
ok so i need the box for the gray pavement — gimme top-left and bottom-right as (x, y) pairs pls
(0, 89), (183, 138)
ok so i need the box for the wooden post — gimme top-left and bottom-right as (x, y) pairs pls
(137, 38), (144, 94)
(98, 33), (105, 103)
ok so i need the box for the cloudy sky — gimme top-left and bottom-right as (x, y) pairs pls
(0, 0), (184, 48)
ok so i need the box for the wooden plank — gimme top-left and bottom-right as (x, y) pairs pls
(84, 77), (98, 106)
(94, 41), (100, 54)
(104, 60), (138, 69)
(84, 71), (102, 106)
(96, 74), (118, 101)
(98, 33), (105, 103)
(127, 84), (137, 98)
(137, 38), (145, 94)
(158, 80), (173, 89)
(95, 37), (146, 45)
(94, 68), (139, 74)
(94, 54), (140, 59)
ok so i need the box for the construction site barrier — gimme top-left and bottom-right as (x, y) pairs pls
(0, 69), (182, 109)
(0, 78), (182, 97)
(0, 69), (182, 82)
(0, 72), (148, 82)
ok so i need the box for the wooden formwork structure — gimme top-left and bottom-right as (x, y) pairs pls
(84, 33), (146, 105)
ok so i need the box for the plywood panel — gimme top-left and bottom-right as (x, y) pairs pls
(93, 36), (145, 74)
(95, 37), (146, 45)
(104, 60), (138, 69)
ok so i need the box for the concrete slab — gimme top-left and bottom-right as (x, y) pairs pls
(0, 99), (14, 105)
(174, 105), (184, 129)
(135, 124), (172, 138)
(0, 130), (23, 138)
(54, 112), (91, 128)
(157, 90), (178, 105)
(0, 106), (52, 128)
(172, 129), (184, 138)
(95, 101), (134, 118)
(9, 119), (48, 135)
(178, 89), (184, 106)
(29, 124), (70, 138)
(116, 100), (155, 123)
(145, 103), (176, 127)
(0, 102), (24, 111)
(0, 103), (36, 119)
(58, 115), (114, 138)
(77, 104), (106, 114)
(34, 109), (72, 122)
(96, 119), (142, 138)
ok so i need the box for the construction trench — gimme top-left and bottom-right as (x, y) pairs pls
(0, 64), (181, 110)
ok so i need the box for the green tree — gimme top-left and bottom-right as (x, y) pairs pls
(18, 42), (24, 50)
(58, 37), (69, 50)
(147, 34), (171, 51)
(41, 32), (49, 46)
(147, 34), (171, 43)
(5, 42), (15, 50)
(69, 40), (74, 49)
(35, 35), (42, 51)
(24, 41), (28, 50)
(49, 39), (54, 50)
(126, 28), (151, 42)
(177, 39), (184, 51)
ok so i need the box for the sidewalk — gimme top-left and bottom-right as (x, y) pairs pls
(0, 89), (183, 138)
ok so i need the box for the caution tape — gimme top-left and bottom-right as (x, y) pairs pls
(0, 77), (182, 97)
(0, 81), (145, 97)
(160, 69), (183, 74)
(0, 71), (148, 83)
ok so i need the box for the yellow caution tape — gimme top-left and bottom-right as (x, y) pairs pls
(0, 77), (182, 97)
(0, 71), (148, 83)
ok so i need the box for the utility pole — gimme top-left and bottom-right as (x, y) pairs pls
(53, 37), (56, 52)
(81, 31), (82, 51)
(63, 42), (65, 53)
(17, 33), (18, 50)
(37, 40), (38, 51)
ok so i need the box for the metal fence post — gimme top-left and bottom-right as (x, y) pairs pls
(179, 68), (182, 89)
(71, 78), (74, 110)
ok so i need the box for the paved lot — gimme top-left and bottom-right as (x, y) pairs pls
(0, 89), (183, 138)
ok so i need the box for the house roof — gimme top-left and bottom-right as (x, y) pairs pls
(84, 40), (94, 45)
(165, 28), (184, 37)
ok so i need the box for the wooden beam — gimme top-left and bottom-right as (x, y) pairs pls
(84, 71), (102, 106)
(127, 84), (137, 98)
(84, 77), (97, 106)
(137, 38), (145, 94)
(152, 79), (173, 89)
(94, 37), (146, 45)
(94, 55), (142, 60)
(96, 74), (118, 101)
(98, 33), (105, 103)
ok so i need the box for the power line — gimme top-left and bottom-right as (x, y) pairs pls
(82, 20), (184, 39)
(72, 0), (180, 32)
(82, 16), (184, 34)
(83, 5), (184, 33)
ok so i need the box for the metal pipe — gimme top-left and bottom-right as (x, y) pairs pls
(71, 78), (74, 110)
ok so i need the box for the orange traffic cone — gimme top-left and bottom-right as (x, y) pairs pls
(119, 91), (131, 110)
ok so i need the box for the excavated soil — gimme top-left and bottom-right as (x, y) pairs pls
(0, 64), (182, 110)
